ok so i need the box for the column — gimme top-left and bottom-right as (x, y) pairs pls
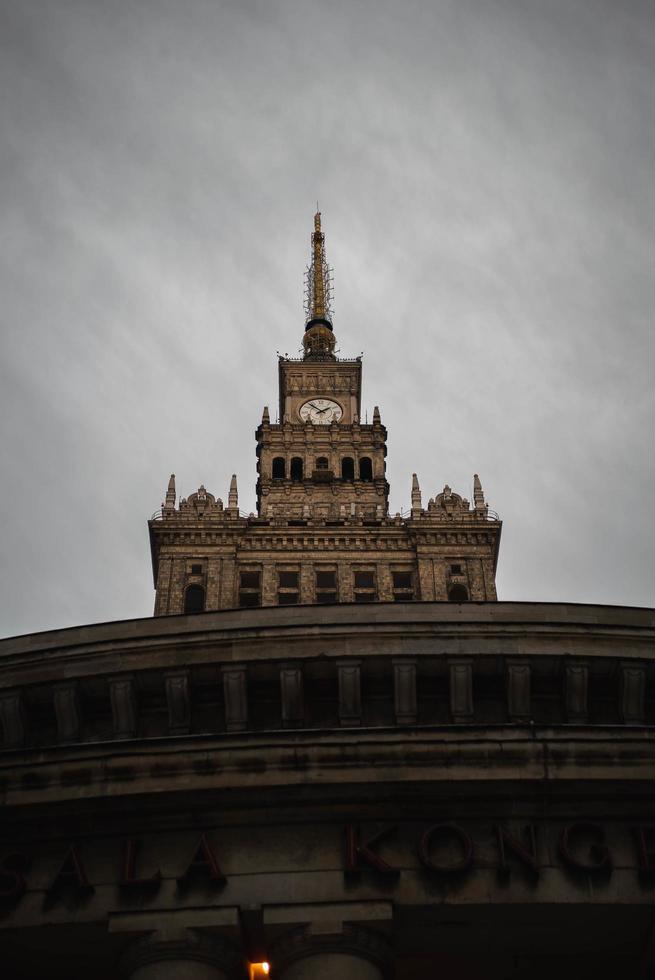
(271, 925), (391, 980)
(449, 658), (474, 723)
(506, 659), (531, 722)
(120, 932), (241, 980)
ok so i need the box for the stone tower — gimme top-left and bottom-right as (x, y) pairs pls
(149, 213), (501, 614)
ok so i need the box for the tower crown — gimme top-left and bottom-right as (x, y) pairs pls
(303, 210), (336, 359)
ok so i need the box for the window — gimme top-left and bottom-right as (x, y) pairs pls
(272, 457), (286, 479)
(191, 563), (202, 575)
(359, 457), (373, 481)
(450, 563), (463, 575)
(448, 584), (469, 602)
(290, 457), (303, 481)
(315, 457), (329, 470)
(392, 571), (414, 601)
(184, 584), (205, 614)
(278, 569), (299, 605)
(341, 457), (355, 481)
(353, 569), (376, 602)
(239, 570), (261, 607)
(316, 569), (337, 604)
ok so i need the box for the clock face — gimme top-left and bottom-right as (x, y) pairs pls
(299, 398), (343, 425)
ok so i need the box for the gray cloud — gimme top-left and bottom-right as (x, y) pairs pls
(1, 0), (654, 636)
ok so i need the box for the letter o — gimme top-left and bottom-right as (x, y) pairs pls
(418, 823), (473, 873)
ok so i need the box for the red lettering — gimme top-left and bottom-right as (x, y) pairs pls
(633, 826), (655, 874)
(418, 824), (473, 873)
(559, 823), (611, 871)
(177, 834), (225, 886)
(0, 853), (30, 904)
(345, 825), (398, 875)
(495, 825), (539, 876)
(120, 839), (161, 890)
(46, 845), (94, 897)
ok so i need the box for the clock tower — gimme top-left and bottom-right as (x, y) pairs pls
(149, 212), (501, 613)
(257, 212), (389, 523)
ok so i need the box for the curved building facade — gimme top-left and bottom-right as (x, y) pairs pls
(2, 216), (654, 979)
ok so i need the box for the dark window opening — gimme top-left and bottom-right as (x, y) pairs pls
(359, 457), (373, 481)
(448, 584), (469, 602)
(278, 570), (299, 606)
(341, 457), (355, 481)
(392, 570), (414, 602)
(239, 593), (261, 608)
(239, 570), (261, 608)
(316, 569), (337, 604)
(316, 457), (329, 470)
(353, 569), (376, 602)
(272, 457), (286, 479)
(290, 457), (303, 481)
(450, 563), (463, 575)
(191, 563), (202, 575)
(184, 584), (205, 614)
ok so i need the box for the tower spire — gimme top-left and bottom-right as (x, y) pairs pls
(303, 210), (336, 360)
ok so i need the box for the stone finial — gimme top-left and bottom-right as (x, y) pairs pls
(411, 473), (422, 518)
(228, 474), (238, 511)
(373, 406), (381, 424)
(164, 474), (176, 511)
(262, 405), (270, 424)
(473, 473), (486, 512)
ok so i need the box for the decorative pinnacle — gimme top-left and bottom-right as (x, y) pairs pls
(165, 474), (176, 510)
(411, 473), (422, 517)
(228, 474), (238, 510)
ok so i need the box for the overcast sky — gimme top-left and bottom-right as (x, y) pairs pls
(1, 0), (654, 638)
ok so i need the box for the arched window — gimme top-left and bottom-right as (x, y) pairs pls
(184, 584), (205, 614)
(341, 457), (355, 481)
(272, 457), (285, 479)
(448, 584), (469, 602)
(316, 457), (329, 470)
(290, 457), (303, 481)
(359, 457), (373, 481)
